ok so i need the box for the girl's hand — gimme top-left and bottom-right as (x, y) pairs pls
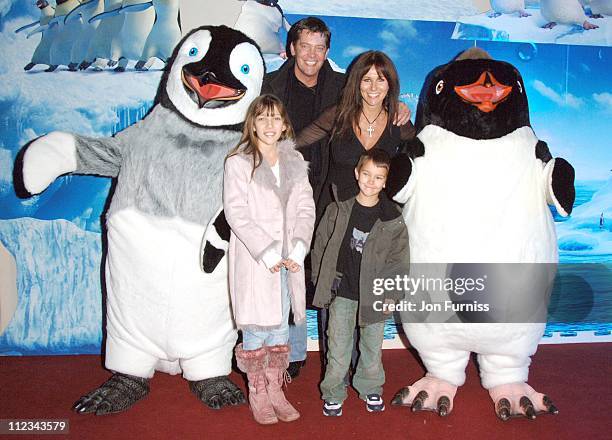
(283, 259), (301, 273)
(269, 262), (283, 273)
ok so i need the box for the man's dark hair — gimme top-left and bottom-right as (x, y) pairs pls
(286, 16), (331, 56)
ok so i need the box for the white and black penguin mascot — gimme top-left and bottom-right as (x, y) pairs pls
(386, 48), (575, 421)
(16, 25), (265, 415)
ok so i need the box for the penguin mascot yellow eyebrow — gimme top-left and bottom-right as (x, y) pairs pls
(16, 25), (265, 415)
(386, 48), (575, 421)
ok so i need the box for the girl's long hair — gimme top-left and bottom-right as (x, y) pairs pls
(226, 94), (295, 177)
(332, 51), (400, 140)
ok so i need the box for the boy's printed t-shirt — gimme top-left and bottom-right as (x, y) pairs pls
(336, 200), (382, 301)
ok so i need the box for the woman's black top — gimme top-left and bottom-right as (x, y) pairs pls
(296, 105), (415, 215)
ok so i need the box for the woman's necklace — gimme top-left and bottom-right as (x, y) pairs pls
(361, 107), (384, 137)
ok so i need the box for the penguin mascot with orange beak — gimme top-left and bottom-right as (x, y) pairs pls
(387, 48), (575, 421)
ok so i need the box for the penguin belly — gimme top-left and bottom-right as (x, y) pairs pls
(405, 125), (558, 264)
(50, 20), (86, 66)
(541, 0), (587, 25)
(117, 0), (155, 60)
(71, 2), (105, 64)
(233, 1), (284, 54)
(401, 125), (556, 388)
(491, 0), (525, 14)
(140, 0), (181, 63)
(86, 0), (125, 62)
(31, 27), (57, 66)
(104, 208), (237, 381)
(590, 0), (612, 14)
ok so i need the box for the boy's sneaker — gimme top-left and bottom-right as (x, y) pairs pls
(365, 394), (385, 412)
(323, 401), (343, 417)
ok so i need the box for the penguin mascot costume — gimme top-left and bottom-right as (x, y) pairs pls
(386, 48), (575, 421)
(17, 26), (265, 415)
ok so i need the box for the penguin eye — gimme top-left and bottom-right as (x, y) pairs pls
(188, 47), (198, 57)
(517, 80), (523, 94)
(435, 80), (444, 94)
(241, 64), (250, 74)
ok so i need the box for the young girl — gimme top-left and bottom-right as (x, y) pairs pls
(224, 94), (315, 425)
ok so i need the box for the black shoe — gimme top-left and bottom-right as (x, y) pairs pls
(287, 360), (306, 379)
(323, 400), (343, 417)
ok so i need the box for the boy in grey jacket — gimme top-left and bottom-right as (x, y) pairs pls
(311, 149), (410, 416)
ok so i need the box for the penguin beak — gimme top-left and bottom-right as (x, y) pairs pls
(454, 71), (512, 113)
(181, 69), (246, 109)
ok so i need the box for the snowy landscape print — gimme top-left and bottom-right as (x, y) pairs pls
(452, 1), (612, 46)
(0, 4), (610, 354)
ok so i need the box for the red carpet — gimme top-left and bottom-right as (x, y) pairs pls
(1, 344), (610, 440)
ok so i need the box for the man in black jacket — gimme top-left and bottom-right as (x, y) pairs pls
(262, 17), (345, 203)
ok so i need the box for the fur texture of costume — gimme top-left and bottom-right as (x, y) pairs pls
(18, 25), (264, 414)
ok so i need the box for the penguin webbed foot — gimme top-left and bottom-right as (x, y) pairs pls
(489, 12), (502, 18)
(590, 14), (604, 19)
(543, 22), (557, 29)
(68, 63), (79, 72)
(518, 11), (531, 18)
(45, 65), (58, 72)
(391, 376), (457, 417)
(489, 382), (558, 421)
(24, 62), (35, 71)
(582, 20), (599, 30)
(73, 373), (150, 415)
(189, 376), (246, 409)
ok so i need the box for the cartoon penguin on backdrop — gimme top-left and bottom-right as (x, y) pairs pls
(180, 0), (291, 56)
(541, 0), (600, 29)
(233, 0), (292, 55)
(88, 0), (155, 72)
(386, 48), (575, 421)
(489, 0), (531, 17)
(65, 0), (105, 70)
(133, 0), (182, 71)
(81, 0), (125, 70)
(17, 26), (265, 415)
(47, 0), (87, 71)
(580, 0), (612, 17)
(16, 0), (56, 71)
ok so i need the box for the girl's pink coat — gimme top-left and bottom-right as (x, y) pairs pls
(224, 140), (315, 330)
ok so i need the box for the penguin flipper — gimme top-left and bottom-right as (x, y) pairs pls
(535, 140), (552, 163)
(65, 1), (98, 24)
(15, 20), (40, 34)
(89, 8), (122, 24)
(120, 2), (153, 14)
(201, 208), (230, 274)
(544, 158), (575, 217)
(387, 152), (415, 204)
(20, 132), (78, 196)
(26, 24), (49, 38)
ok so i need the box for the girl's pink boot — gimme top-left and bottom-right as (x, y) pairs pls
(235, 344), (278, 425)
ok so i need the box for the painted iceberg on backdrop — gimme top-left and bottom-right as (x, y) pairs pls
(557, 177), (612, 260)
(0, 218), (102, 354)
